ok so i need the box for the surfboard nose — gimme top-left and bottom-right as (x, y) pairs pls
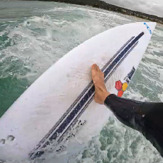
(144, 22), (156, 34)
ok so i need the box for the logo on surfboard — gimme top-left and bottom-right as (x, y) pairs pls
(115, 67), (136, 97)
(144, 22), (152, 34)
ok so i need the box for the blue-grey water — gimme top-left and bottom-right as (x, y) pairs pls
(0, 1), (163, 163)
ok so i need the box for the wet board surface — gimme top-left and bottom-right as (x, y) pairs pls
(0, 22), (156, 161)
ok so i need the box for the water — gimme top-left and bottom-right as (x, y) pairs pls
(0, 1), (163, 163)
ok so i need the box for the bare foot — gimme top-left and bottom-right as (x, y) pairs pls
(91, 64), (110, 104)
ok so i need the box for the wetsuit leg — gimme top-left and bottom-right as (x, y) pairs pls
(104, 94), (163, 156)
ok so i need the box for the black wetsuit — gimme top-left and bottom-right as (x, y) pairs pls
(104, 94), (163, 156)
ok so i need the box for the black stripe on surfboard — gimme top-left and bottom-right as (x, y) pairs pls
(38, 36), (135, 144)
(29, 36), (136, 158)
(29, 36), (135, 158)
(34, 36), (135, 145)
(54, 35), (140, 143)
(56, 40), (139, 145)
(31, 37), (135, 150)
(29, 32), (144, 159)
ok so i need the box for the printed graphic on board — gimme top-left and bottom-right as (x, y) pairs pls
(115, 67), (135, 97)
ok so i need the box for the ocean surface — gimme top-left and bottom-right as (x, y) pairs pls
(0, 1), (163, 163)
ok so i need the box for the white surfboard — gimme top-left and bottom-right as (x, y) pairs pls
(0, 22), (156, 161)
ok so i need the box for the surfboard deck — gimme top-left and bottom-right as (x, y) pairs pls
(0, 22), (156, 161)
